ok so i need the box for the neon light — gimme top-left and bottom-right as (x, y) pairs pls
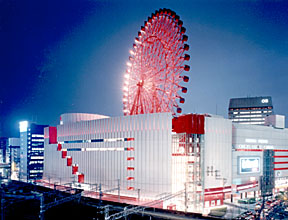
(261, 98), (269, 103)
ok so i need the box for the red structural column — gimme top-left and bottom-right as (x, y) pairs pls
(67, 156), (72, 166)
(49, 127), (57, 144)
(72, 164), (78, 174)
(78, 173), (84, 183)
(62, 150), (67, 158)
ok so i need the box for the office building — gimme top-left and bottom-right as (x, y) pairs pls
(0, 137), (8, 163)
(228, 96), (273, 125)
(0, 137), (10, 178)
(19, 121), (47, 181)
(9, 138), (20, 180)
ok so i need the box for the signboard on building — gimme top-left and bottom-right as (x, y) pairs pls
(239, 157), (260, 174)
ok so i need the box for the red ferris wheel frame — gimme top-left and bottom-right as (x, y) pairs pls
(123, 8), (190, 116)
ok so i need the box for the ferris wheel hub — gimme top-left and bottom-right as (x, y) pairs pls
(137, 80), (144, 87)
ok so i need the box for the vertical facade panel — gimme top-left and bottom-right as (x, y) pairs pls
(44, 113), (172, 203)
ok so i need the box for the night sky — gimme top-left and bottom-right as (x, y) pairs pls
(0, 0), (287, 137)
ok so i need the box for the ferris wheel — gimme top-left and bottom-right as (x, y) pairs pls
(123, 8), (190, 116)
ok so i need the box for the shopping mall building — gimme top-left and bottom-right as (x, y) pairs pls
(43, 112), (288, 214)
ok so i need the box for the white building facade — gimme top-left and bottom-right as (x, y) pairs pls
(43, 112), (288, 214)
(44, 113), (173, 204)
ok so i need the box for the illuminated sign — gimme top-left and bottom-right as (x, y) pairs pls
(239, 157), (260, 174)
(261, 99), (269, 104)
(245, 138), (257, 143)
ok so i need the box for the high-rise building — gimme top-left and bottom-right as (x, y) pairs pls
(228, 96), (273, 125)
(0, 137), (9, 178)
(19, 121), (47, 181)
(9, 138), (20, 180)
(0, 137), (8, 163)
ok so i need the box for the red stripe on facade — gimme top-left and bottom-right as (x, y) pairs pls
(126, 147), (134, 151)
(274, 150), (288, 152)
(274, 162), (288, 164)
(237, 182), (258, 188)
(274, 167), (288, 170)
(204, 182), (258, 194)
(172, 153), (186, 156)
(127, 187), (135, 190)
(205, 187), (224, 192)
(205, 191), (225, 196)
(274, 156), (288, 158)
(127, 167), (135, 171)
(127, 157), (135, 161)
(127, 177), (135, 180)
(205, 185), (231, 193)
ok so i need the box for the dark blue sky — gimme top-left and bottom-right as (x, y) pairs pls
(0, 0), (287, 137)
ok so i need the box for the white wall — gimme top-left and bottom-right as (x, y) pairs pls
(204, 117), (232, 189)
(44, 112), (172, 199)
(232, 124), (288, 188)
